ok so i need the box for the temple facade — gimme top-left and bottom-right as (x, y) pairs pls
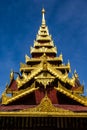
(0, 8), (87, 130)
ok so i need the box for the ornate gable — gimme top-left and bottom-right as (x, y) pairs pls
(1, 9), (87, 114)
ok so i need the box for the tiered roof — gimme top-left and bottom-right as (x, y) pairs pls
(0, 8), (87, 117)
(30, 8), (57, 57)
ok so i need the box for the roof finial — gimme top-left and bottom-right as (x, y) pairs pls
(42, 8), (46, 25)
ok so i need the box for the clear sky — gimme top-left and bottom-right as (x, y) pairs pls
(0, 0), (87, 96)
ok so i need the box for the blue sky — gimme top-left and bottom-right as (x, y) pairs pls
(0, 0), (87, 96)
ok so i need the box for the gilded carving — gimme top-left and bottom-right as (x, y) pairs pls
(1, 8), (87, 113)
(54, 82), (87, 106)
(21, 94), (73, 113)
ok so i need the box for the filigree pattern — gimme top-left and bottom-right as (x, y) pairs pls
(22, 95), (73, 113)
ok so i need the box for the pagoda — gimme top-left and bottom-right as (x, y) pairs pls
(0, 8), (87, 129)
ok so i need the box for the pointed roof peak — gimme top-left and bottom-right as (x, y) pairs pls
(41, 8), (46, 25)
(42, 8), (45, 13)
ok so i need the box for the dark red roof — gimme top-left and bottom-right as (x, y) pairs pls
(9, 80), (18, 91)
(0, 104), (35, 111)
(0, 104), (87, 112)
(54, 104), (87, 112)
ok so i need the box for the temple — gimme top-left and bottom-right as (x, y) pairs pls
(0, 8), (87, 129)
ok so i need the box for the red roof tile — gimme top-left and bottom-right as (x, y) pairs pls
(54, 104), (87, 112)
(0, 104), (87, 112)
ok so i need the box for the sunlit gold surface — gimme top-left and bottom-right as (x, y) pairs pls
(1, 8), (87, 119)
(0, 95), (87, 117)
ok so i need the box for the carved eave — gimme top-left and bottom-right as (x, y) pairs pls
(24, 54), (69, 72)
(47, 56), (62, 62)
(72, 85), (84, 94)
(1, 61), (84, 106)
(55, 60), (71, 72)
(47, 63), (74, 86)
(54, 82), (87, 106)
(38, 26), (49, 36)
(2, 85), (39, 105)
(25, 58), (63, 65)
(17, 62), (43, 88)
(36, 34), (52, 41)
(25, 55), (30, 63)
(34, 41), (54, 47)
(18, 55), (72, 90)
(20, 63), (35, 72)
(24, 58), (70, 73)
(30, 46), (57, 54)
(25, 56), (62, 63)
(25, 54), (41, 63)
(19, 62), (73, 89)
(35, 72), (55, 87)
(3, 94), (87, 117)
(20, 62), (70, 73)
(25, 54), (63, 65)
(38, 31), (48, 37)
(54, 65), (70, 72)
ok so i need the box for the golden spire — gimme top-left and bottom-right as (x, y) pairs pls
(42, 8), (46, 25)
